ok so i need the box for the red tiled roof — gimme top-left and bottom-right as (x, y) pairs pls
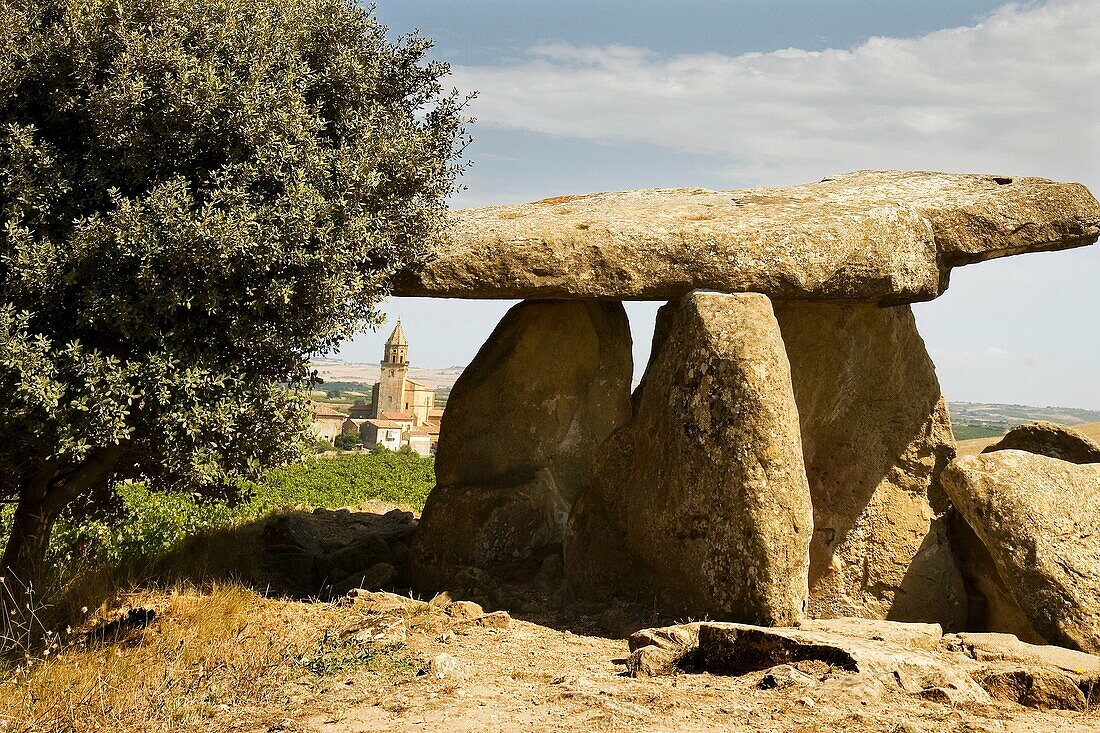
(380, 411), (416, 422)
(311, 402), (348, 419)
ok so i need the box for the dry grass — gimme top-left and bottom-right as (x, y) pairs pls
(0, 584), (417, 733)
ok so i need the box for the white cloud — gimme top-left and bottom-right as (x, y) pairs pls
(453, 0), (1100, 187)
(983, 346), (1011, 359)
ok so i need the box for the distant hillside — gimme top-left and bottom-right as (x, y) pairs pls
(948, 402), (1100, 434)
(308, 364), (1100, 442)
(311, 359), (463, 390)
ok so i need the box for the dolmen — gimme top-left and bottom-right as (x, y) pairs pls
(404, 170), (1100, 635)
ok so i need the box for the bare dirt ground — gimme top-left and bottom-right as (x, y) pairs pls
(278, 601), (1100, 733)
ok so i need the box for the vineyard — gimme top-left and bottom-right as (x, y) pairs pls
(1, 452), (435, 577)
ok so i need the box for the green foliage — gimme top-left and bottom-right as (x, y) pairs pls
(325, 389), (343, 399)
(0, 0), (466, 571)
(0, 452), (435, 571)
(951, 424), (1005, 441)
(333, 432), (362, 451)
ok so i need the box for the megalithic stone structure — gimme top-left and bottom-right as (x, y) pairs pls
(399, 170), (1100, 627)
(564, 292), (813, 625)
(409, 300), (633, 588)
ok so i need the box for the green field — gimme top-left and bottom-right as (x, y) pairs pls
(0, 453), (435, 576)
(950, 424), (1004, 441)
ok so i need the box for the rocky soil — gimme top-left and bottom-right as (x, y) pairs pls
(278, 590), (1100, 733)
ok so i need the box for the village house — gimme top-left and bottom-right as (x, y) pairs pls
(309, 402), (347, 444)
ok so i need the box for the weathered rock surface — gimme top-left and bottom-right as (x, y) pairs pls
(412, 300), (633, 586)
(394, 171), (1100, 304)
(626, 617), (1100, 710)
(697, 621), (989, 703)
(981, 421), (1100, 464)
(948, 515), (1047, 644)
(259, 506), (418, 597)
(565, 292), (813, 625)
(772, 301), (966, 626)
(942, 452), (1100, 652)
(952, 632), (1100, 686)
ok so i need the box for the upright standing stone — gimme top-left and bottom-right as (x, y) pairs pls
(772, 302), (966, 627)
(566, 292), (813, 625)
(410, 300), (632, 587)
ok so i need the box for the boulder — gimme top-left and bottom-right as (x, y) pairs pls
(981, 421), (1100, 464)
(942, 452), (1100, 652)
(394, 171), (1100, 304)
(565, 292), (813, 625)
(625, 646), (684, 678)
(411, 300), (633, 586)
(772, 301), (966, 627)
(259, 506), (418, 597)
(975, 666), (1086, 711)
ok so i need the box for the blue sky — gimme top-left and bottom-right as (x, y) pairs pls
(338, 0), (1100, 409)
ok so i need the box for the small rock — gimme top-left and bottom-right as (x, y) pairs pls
(422, 653), (459, 680)
(978, 666), (1087, 710)
(918, 686), (969, 705)
(795, 696), (815, 708)
(626, 645), (682, 677)
(346, 590), (428, 615)
(892, 724), (925, 733)
(349, 617), (406, 647)
(760, 664), (815, 689)
(429, 591), (455, 608)
(474, 611), (511, 629)
(444, 601), (484, 620)
(628, 623), (702, 653)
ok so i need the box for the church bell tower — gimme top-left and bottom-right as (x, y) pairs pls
(376, 320), (409, 415)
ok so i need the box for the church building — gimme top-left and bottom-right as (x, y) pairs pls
(360, 320), (442, 454)
(370, 320), (437, 425)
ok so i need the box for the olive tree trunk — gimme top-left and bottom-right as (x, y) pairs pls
(1, 448), (122, 610)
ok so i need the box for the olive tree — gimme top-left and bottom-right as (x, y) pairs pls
(0, 0), (467, 592)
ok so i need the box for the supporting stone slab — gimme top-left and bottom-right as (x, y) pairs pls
(565, 292), (813, 625)
(410, 300), (632, 587)
(772, 302), (966, 628)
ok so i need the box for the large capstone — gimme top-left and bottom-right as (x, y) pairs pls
(565, 292), (813, 625)
(942, 451), (1100, 653)
(410, 300), (632, 587)
(394, 171), (1100, 304)
(772, 302), (966, 627)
